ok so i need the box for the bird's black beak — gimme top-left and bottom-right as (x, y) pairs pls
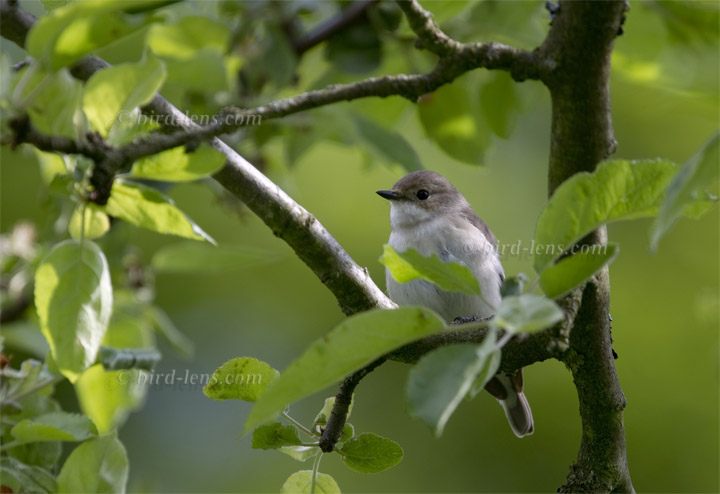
(376, 190), (402, 201)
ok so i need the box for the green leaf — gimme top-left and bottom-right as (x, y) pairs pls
(146, 16), (230, 93)
(312, 396), (353, 432)
(5, 394), (63, 471)
(406, 334), (498, 436)
(500, 273), (528, 298)
(97, 346), (161, 371)
(281, 470), (341, 494)
(279, 445), (320, 462)
(539, 244), (620, 299)
(130, 144), (226, 182)
(41, 0), (69, 11)
(251, 422), (302, 450)
(3, 359), (54, 401)
(651, 133), (719, 251)
(145, 16), (230, 59)
(534, 159), (680, 273)
(480, 71), (518, 139)
(352, 114), (423, 172)
(339, 423), (356, 443)
(492, 294), (563, 334)
(151, 242), (273, 274)
(27, 1), (150, 71)
(34, 240), (113, 382)
(11, 412), (98, 444)
(83, 52), (166, 136)
(203, 357), (279, 402)
(19, 68), (85, 139)
(337, 432), (403, 473)
(0, 457), (56, 494)
(75, 364), (146, 434)
(56, 432), (129, 494)
(69, 203), (110, 240)
(104, 180), (214, 243)
(0, 322), (50, 358)
(163, 51), (228, 92)
(380, 245), (481, 296)
(417, 80), (489, 165)
(468, 349), (502, 399)
(244, 307), (446, 433)
(325, 21), (382, 75)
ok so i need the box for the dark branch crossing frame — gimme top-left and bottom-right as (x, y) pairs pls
(0, 0), (633, 490)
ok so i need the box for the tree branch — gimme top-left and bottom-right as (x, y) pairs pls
(0, 0), (393, 316)
(395, 0), (462, 56)
(0, 0), (535, 317)
(319, 357), (386, 453)
(538, 1), (634, 491)
(291, 0), (380, 55)
(389, 287), (583, 370)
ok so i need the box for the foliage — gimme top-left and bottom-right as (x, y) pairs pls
(0, 0), (717, 492)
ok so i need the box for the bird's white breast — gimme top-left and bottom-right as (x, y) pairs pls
(386, 204), (503, 323)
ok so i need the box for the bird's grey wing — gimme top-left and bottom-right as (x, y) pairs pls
(460, 205), (504, 284)
(460, 206), (498, 249)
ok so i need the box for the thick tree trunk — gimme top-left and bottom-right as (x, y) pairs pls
(538, 1), (634, 491)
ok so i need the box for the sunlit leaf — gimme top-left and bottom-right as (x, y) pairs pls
(244, 307), (446, 433)
(380, 245), (481, 295)
(104, 180), (214, 243)
(27, 0), (151, 71)
(534, 159), (680, 273)
(281, 470), (340, 494)
(11, 412), (98, 444)
(130, 144), (226, 182)
(69, 203), (110, 240)
(56, 432), (129, 494)
(203, 357), (279, 402)
(83, 52), (166, 136)
(34, 240), (113, 382)
(17, 67), (85, 139)
(146, 16), (230, 59)
(539, 244), (620, 299)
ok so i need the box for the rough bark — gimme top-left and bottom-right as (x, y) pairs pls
(538, 1), (634, 491)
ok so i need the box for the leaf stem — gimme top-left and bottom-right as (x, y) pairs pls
(281, 411), (318, 439)
(310, 451), (323, 494)
(494, 330), (514, 350)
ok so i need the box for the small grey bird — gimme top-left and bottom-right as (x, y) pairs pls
(377, 170), (534, 438)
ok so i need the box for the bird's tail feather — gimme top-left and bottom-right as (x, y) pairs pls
(484, 370), (534, 438)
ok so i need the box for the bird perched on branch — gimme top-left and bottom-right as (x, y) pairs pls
(377, 170), (533, 438)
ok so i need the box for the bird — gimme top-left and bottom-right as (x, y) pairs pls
(377, 170), (534, 438)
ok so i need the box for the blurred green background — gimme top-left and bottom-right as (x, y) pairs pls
(1, 0), (718, 492)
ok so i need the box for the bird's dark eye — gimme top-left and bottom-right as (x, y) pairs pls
(416, 189), (430, 200)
